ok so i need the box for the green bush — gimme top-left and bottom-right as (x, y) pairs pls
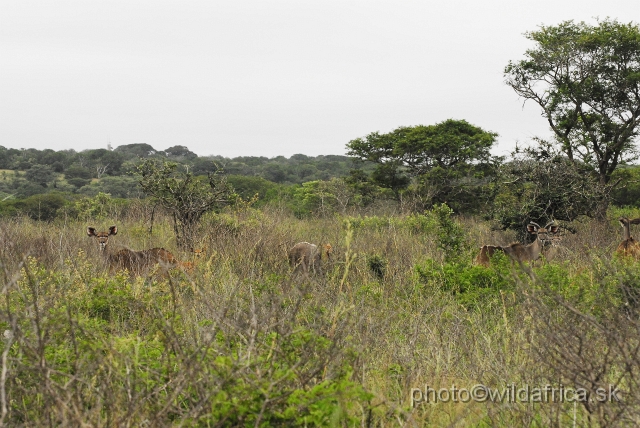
(416, 255), (514, 309)
(1, 192), (69, 220)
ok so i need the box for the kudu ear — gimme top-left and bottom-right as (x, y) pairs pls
(109, 225), (118, 236)
(549, 225), (560, 234)
(630, 218), (640, 225)
(620, 217), (629, 227)
(87, 227), (96, 237)
(526, 223), (539, 234)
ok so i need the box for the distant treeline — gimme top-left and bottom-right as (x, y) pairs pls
(0, 143), (366, 199)
(3, 142), (640, 229)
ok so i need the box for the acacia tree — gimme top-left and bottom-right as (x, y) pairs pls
(346, 119), (501, 211)
(505, 19), (640, 185)
(137, 160), (235, 249)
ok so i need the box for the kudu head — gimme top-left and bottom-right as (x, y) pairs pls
(523, 222), (560, 262)
(619, 217), (640, 241)
(526, 222), (559, 247)
(323, 243), (333, 259)
(87, 225), (117, 251)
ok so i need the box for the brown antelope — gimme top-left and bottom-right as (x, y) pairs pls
(616, 217), (640, 258)
(288, 242), (332, 276)
(179, 247), (207, 272)
(476, 222), (560, 266)
(87, 225), (179, 276)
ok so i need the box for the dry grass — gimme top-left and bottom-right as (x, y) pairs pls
(0, 206), (637, 426)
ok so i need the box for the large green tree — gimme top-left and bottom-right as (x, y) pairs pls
(505, 19), (640, 184)
(346, 119), (501, 210)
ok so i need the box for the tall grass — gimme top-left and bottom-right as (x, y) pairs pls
(0, 204), (638, 426)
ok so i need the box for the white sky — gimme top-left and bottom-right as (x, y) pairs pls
(1, 1), (637, 158)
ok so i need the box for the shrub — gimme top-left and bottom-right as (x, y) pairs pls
(416, 255), (514, 309)
(3, 192), (69, 221)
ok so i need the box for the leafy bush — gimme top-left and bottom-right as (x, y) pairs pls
(67, 177), (91, 189)
(78, 176), (143, 199)
(226, 174), (278, 204)
(0, 192), (69, 220)
(416, 255), (514, 309)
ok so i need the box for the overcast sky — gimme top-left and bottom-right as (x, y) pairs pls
(1, 1), (637, 158)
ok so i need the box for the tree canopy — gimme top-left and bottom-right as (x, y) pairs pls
(346, 119), (500, 210)
(505, 19), (640, 184)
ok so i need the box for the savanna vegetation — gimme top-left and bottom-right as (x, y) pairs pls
(1, 17), (640, 427)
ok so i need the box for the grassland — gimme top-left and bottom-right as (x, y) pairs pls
(0, 202), (639, 426)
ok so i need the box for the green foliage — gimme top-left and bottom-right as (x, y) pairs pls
(137, 159), (235, 248)
(2, 252), (372, 426)
(344, 168), (381, 207)
(346, 204), (467, 261)
(113, 143), (158, 158)
(611, 165), (640, 207)
(429, 203), (469, 261)
(416, 256), (513, 310)
(80, 148), (126, 176)
(67, 177), (91, 189)
(71, 192), (127, 221)
(15, 180), (50, 198)
(489, 141), (613, 229)
(5, 209), (640, 425)
(505, 18), (640, 185)
(165, 145), (197, 160)
(64, 165), (93, 180)
(77, 176), (143, 199)
(291, 178), (361, 216)
(0, 192), (69, 220)
(347, 119), (501, 210)
(226, 174), (278, 203)
(24, 164), (55, 187)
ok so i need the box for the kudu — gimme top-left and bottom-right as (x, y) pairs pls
(87, 225), (179, 276)
(179, 247), (207, 273)
(288, 242), (332, 276)
(616, 217), (640, 258)
(476, 222), (560, 267)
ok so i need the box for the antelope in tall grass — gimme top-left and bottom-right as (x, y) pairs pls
(179, 247), (207, 273)
(616, 217), (640, 258)
(87, 225), (179, 276)
(288, 242), (332, 276)
(476, 222), (560, 267)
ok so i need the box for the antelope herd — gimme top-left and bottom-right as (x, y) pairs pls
(86, 224), (335, 278)
(85, 216), (640, 278)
